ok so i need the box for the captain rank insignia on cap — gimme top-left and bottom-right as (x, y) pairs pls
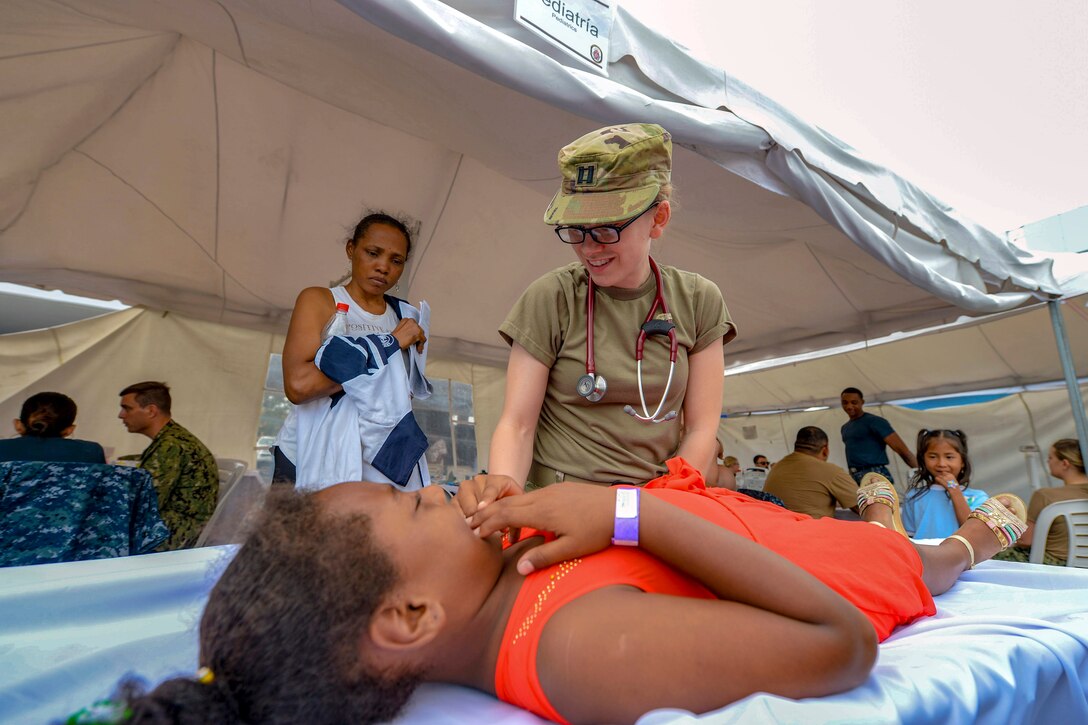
(574, 163), (598, 187)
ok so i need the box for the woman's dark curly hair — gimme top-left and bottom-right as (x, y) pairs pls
(121, 489), (421, 724)
(906, 428), (973, 501)
(19, 391), (78, 437)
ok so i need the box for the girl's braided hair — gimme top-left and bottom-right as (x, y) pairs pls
(121, 489), (420, 724)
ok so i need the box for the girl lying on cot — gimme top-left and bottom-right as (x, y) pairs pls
(109, 462), (1026, 725)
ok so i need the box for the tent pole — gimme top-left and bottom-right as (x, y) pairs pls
(1048, 299), (1088, 459)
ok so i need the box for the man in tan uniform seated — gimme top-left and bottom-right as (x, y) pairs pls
(764, 426), (859, 519)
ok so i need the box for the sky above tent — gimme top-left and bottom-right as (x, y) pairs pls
(619, 0), (1088, 237)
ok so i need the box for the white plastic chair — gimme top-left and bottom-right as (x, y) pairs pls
(1029, 498), (1088, 568)
(195, 470), (269, 548)
(215, 458), (248, 502)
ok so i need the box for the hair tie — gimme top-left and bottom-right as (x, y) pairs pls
(64, 699), (132, 725)
(196, 666), (216, 685)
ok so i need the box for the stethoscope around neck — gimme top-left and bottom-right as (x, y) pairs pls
(576, 256), (679, 423)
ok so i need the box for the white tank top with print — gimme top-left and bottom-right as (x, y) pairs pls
(330, 285), (399, 335)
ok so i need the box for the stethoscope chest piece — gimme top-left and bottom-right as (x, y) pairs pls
(576, 257), (678, 423)
(577, 373), (607, 402)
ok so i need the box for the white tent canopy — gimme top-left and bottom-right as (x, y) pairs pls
(3, 0), (1084, 374)
(723, 294), (1088, 414)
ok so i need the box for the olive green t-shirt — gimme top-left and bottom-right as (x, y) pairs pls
(499, 262), (734, 486)
(763, 451), (858, 519)
(1029, 483), (1088, 560)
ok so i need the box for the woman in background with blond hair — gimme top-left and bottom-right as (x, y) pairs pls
(994, 438), (1088, 566)
(710, 437), (741, 489)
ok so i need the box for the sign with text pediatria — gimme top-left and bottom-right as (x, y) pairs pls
(515, 0), (615, 74)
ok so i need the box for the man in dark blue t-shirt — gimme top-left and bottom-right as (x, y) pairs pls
(840, 387), (917, 484)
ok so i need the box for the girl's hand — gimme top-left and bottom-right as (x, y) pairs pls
(470, 483), (618, 574)
(454, 473), (522, 518)
(943, 479), (968, 503)
(391, 319), (427, 352)
(943, 478), (966, 493)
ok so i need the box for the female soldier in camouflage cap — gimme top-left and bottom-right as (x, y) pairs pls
(462, 122), (736, 502)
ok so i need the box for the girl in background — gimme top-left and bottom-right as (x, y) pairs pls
(901, 429), (988, 538)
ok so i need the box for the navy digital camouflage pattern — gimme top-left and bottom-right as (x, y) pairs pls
(138, 419), (219, 551)
(0, 461), (168, 567)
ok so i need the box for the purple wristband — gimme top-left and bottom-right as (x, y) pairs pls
(612, 488), (640, 546)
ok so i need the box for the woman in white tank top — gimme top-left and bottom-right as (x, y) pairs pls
(275, 212), (430, 490)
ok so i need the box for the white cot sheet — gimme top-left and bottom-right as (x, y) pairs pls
(1, 548), (1086, 725)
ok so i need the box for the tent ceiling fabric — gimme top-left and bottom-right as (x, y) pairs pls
(1, 0), (1082, 370)
(723, 295), (1088, 414)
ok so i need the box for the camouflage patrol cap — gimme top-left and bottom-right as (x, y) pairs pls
(544, 123), (671, 226)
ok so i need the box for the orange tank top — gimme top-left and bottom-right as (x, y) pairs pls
(493, 458), (933, 723)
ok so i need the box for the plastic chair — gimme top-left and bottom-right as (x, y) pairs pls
(215, 458), (247, 502)
(195, 470), (269, 548)
(1029, 498), (1088, 568)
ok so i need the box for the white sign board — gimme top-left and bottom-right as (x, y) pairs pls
(515, 0), (615, 74)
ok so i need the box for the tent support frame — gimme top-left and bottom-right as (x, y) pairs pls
(1048, 299), (1088, 460)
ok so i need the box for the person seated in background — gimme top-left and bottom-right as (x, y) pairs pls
(710, 439), (739, 489)
(764, 426), (858, 519)
(900, 429), (989, 539)
(118, 381), (218, 550)
(115, 461), (1027, 724)
(713, 442), (785, 506)
(0, 391), (105, 464)
(739, 454), (770, 486)
(994, 438), (1088, 566)
(713, 457), (741, 490)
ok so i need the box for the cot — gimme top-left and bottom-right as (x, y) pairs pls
(1, 546), (1086, 724)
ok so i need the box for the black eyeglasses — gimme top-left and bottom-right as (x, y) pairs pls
(554, 203), (659, 245)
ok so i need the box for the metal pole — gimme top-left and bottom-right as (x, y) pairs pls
(1048, 299), (1088, 460)
(1019, 445), (1043, 490)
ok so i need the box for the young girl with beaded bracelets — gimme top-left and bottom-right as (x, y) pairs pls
(901, 429), (990, 539)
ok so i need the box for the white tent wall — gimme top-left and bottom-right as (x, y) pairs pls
(0, 309), (282, 465)
(722, 294), (1088, 414)
(718, 385), (1088, 503)
(2, 303), (1083, 500)
(0, 307), (509, 471)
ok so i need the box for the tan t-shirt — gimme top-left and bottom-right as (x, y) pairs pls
(500, 262), (734, 486)
(763, 451), (858, 519)
(1028, 483), (1088, 560)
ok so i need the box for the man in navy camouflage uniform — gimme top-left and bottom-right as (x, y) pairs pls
(119, 381), (218, 550)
